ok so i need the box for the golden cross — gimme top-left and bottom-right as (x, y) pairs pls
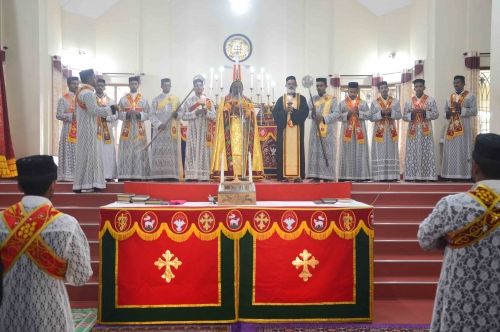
(255, 212), (269, 230)
(154, 250), (182, 283)
(199, 213), (214, 231)
(292, 249), (319, 282)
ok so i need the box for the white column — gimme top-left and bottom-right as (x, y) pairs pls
(490, 0), (500, 134)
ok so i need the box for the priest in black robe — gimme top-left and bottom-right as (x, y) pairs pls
(272, 76), (309, 182)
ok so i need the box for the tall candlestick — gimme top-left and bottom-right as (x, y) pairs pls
(250, 73), (254, 89)
(220, 153), (225, 183)
(248, 152), (253, 183)
(260, 68), (264, 90)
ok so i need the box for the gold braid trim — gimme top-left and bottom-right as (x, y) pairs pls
(447, 184), (500, 248)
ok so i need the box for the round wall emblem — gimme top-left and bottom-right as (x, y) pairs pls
(223, 33), (252, 62)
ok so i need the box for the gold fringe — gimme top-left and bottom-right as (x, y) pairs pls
(99, 217), (375, 242)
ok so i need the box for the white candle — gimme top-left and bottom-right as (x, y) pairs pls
(250, 73), (254, 89)
(267, 80), (270, 95)
(219, 66), (224, 88)
(210, 68), (214, 90)
(248, 152), (253, 183)
(220, 153), (225, 183)
(260, 68), (265, 90)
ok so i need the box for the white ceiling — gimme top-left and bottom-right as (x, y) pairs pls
(59, 0), (119, 19)
(357, 0), (413, 16)
(59, 0), (414, 19)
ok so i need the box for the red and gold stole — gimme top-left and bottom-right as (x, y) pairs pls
(63, 93), (77, 144)
(343, 96), (365, 144)
(156, 95), (180, 139)
(282, 94), (301, 178)
(96, 95), (112, 144)
(445, 91), (468, 140)
(408, 95), (430, 139)
(0, 202), (67, 279)
(121, 93), (145, 141)
(314, 95), (334, 138)
(447, 184), (500, 248)
(188, 96), (214, 145)
(374, 96), (398, 143)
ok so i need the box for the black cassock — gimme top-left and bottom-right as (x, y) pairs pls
(272, 94), (309, 180)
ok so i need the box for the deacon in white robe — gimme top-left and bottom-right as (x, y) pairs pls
(418, 133), (500, 332)
(181, 75), (216, 181)
(338, 82), (370, 181)
(369, 81), (402, 181)
(0, 156), (92, 332)
(403, 79), (439, 181)
(95, 79), (118, 180)
(56, 77), (79, 182)
(117, 76), (151, 180)
(307, 77), (339, 181)
(150, 78), (182, 180)
(73, 69), (114, 192)
(441, 75), (478, 180)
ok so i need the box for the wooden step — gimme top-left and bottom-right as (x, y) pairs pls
(374, 206), (434, 222)
(0, 181), (124, 193)
(353, 192), (452, 206)
(374, 282), (437, 299)
(374, 259), (442, 278)
(374, 240), (437, 257)
(352, 182), (471, 192)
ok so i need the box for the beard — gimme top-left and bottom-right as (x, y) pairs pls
(287, 87), (296, 94)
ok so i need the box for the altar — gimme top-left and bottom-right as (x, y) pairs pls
(98, 185), (374, 325)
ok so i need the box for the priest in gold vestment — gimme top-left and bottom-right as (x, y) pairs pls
(210, 80), (264, 179)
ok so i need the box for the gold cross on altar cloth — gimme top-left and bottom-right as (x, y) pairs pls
(255, 212), (269, 230)
(154, 250), (182, 283)
(199, 212), (214, 231)
(292, 249), (319, 282)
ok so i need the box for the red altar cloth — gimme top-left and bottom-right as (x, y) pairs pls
(123, 182), (352, 202)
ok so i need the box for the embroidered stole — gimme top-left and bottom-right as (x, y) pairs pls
(121, 93), (145, 141)
(188, 96), (214, 145)
(156, 95), (180, 139)
(447, 185), (500, 248)
(283, 94), (301, 178)
(343, 97), (365, 144)
(63, 93), (78, 144)
(313, 95), (334, 138)
(0, 202), (67, 279)
(408, 95), (431, 139)
(446, 91), (467, 140)
(374, 96), (398, 143)
(96, 95), (112, 144)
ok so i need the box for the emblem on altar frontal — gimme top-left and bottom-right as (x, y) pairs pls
(226, 210), (243, 231)
(338, 210), (357, 232)
(114, 210), (132, 232)
(253, 210), (271, 232)
(154, 250), (182, 283)
(141, 212), (159, 233)
(281, 210), (299, 232)
(198, 211), (216, 233)
(292, 249), (319, 282)
(223, 33), (252, 62)
(310, 211), (328, 232)
(171, 212), (188, 234)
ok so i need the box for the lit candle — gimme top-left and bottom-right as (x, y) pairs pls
(219, 66), (224, 89)
(220, 153), (225, 183)
(266, 74), (270, 95)
(260, 68), (265, 90)
(210, 67), (214, 90)
(248, 152), (253, 183)
(250, 66), (255, 89)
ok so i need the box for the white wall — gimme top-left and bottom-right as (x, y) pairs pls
(1, 0), (494, 158)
